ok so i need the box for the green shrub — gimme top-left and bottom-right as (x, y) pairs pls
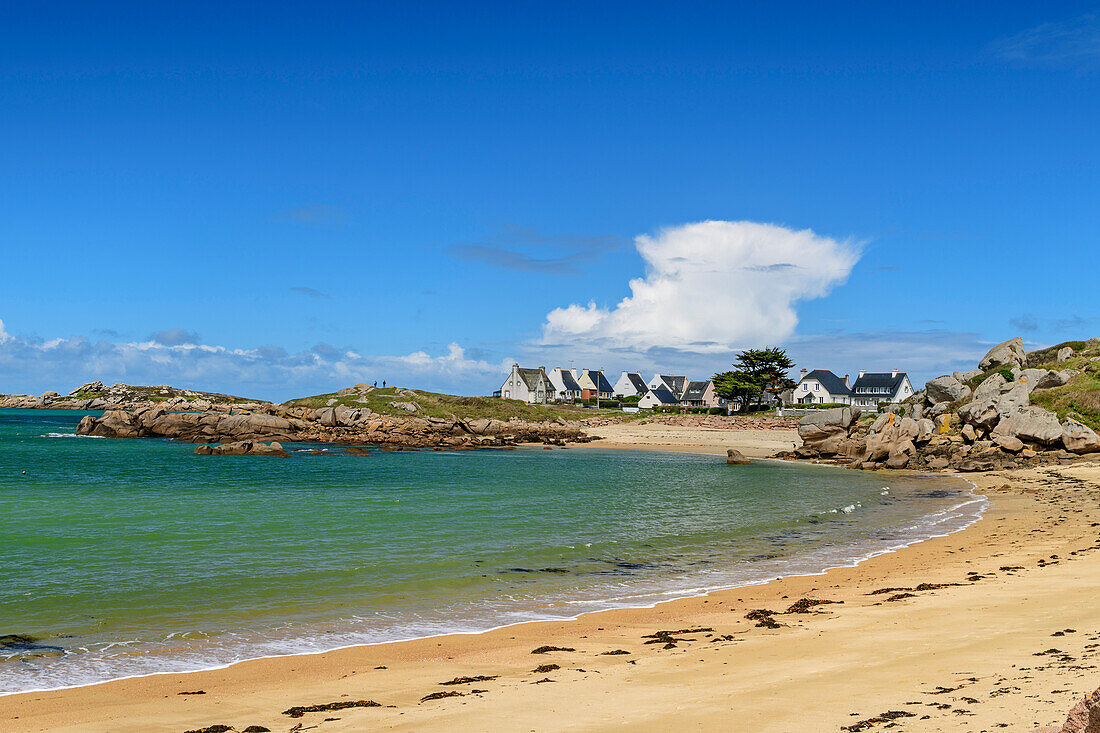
(997, 367), (1015, 382)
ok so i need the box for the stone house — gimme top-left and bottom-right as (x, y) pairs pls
(499, 364), (555, 404)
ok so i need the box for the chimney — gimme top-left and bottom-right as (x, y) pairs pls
(891, 368), (898, 378)
(843, 373), (849, 387)
(858, 369), (866, 378)
(800, 368), (807, 379)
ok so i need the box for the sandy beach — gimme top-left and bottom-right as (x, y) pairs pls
(585, 420), (801, 456)
(5, 427), (1100, 733)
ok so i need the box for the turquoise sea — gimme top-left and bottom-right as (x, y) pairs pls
(0, 408), (985, 695)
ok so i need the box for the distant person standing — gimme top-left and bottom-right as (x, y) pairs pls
(382, 380), (386, 388)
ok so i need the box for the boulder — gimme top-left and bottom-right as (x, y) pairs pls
(927, 456), (950, 470)
(1057, 346), (1074, 363)
(958, 373), (1008, 429)
(870, 413), (894, 433)
(885, 439), (915, 469)
(993, 435), (1024, 452)
(1062, 418), (1100, 454)
(1036, 369), (1078, 390)
(1051, 685), (1100, 733)
(992, 406), (1064, 446)
(726, 449), (751, 465)
(897, 417), (920, 442)
(1019, 369), (1050, 393)
(995, 379), (1030, 419)
(916, 418), (935, 444)
(979, 336), (1026, 371)
(926, 375), (971, 404)
(798, 407), (860, 455)
(961, 424), (977, 443)
(200, 440), (289, 457)
(953, 369), (983, 383)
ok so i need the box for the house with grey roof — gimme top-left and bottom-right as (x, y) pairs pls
(548, 367), (582, 402)
(638, 385), (679, 409)
(499, 364), (555, 404)
(613, 371), (648, 398)
(850, 369), (913, 408)
(647, 374), (687, 400)
(793, 369), (852, 405)
(575, 368), (614, 400)
(680, 380), (726, 408)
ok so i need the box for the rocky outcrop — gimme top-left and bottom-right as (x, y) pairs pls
(1, 381), (269, 412)
(1062, 418), (1100, 454)
(797, 407), (861, 455)
(75, 404), (591, 450)
(787, 335), (1100, 471)
(726, 448), (751, 465)
(1032, 686), (1100, 733)
(195, 441), (289, 457)
(979, 336), (1027, 371)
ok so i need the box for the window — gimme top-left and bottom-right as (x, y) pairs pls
(814, 383), (819, 391)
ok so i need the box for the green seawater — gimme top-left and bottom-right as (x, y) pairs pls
(0, 408), (984, 693)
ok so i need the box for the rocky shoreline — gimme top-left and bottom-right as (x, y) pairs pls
(787, 337), (1100, 471)
(73, 403), (591, 450)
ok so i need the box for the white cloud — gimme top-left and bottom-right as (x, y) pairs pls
(541, 220), (860, 354)
(0, 321), (511, 401)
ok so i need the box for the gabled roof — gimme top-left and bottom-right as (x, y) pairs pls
(556, 369), (581, 391)
(851, 372), (907, 394)
(625, 372), (648, 392)
(681, 380), (710, 401)
(585, 370), (614, 393)
(647, 386), (679, 404)
(517, 368), (546, 391)
(659, 375), (687, 395)
(801, 369), (851, 396)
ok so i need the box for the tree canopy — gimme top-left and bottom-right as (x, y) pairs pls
(713, 347), (796, 412)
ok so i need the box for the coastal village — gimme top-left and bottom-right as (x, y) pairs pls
(496, 362), (914, 412)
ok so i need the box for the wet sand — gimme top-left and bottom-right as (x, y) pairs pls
(4, 448), (1100, 732)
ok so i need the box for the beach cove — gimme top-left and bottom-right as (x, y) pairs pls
(3, 413), (1096, 731)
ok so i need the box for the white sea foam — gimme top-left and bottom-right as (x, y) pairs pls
(41, 432), (104, 439)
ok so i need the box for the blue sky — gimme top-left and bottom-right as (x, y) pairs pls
(2, 2), (1099, 400)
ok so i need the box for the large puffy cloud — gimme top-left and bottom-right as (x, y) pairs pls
(541, 221), (860, 354)
(0, 321), (511, 401)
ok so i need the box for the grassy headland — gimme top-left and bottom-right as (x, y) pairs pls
(283, 385), (625, 421)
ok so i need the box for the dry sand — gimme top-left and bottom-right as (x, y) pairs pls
(5, 428), (1100, 733)
(585, 421), (801, 456)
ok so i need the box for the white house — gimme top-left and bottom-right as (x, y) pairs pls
(614, 371), (648, 398)
(850, 369), (914, 408)
(638, 385), (679, 409)
(680, 380), (727, 408)
(548, 368), (582, 402)
(793, 369), (853, 405)
(647, 374), (687, 400)
(499, 364), (555, 404)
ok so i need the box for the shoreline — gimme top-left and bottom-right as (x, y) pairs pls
(0, 464), (984, 702)
(6, 429), (1100, 731)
